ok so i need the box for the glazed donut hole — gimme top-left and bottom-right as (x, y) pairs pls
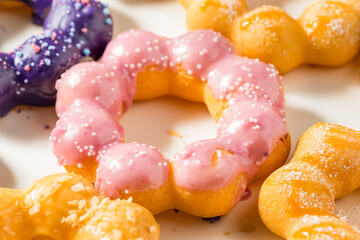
(185, 0), (248, 36)
(230, 6), (306, 74)
(298, 1), (360, 65)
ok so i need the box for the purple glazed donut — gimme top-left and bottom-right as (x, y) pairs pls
(0, 0), (113, 116)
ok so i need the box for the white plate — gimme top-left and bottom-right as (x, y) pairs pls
(0, 0), (360, 239)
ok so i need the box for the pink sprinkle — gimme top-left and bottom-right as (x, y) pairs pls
(32, 44), (41, 53)
(81, 28), (88, 34)
(24, 65), (31, 71)
(81, 0), (89, 4)
(51, 32), (57, 40)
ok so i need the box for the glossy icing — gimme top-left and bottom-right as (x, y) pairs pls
(0, 0), (113, 116)
(259, 123), (360, 239)
(52, 30), (288, 200)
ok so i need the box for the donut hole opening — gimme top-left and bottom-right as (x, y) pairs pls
(121, 96), (217, 158)
(0, 2), (43, 51)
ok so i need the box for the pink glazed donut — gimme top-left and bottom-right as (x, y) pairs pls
(51, 30), (291, 217)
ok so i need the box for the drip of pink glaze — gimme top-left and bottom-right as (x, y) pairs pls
(172, 139), (250, 191)
(96, 142), (169, 197)
(217, 103), (287, 166)
(52, 29), (289, 197)
(52, 102), (124, 166)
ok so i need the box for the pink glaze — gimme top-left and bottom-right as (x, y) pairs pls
(52, 30), (288, 200)
(55, 62), (135, 118)
(96, 143), (169, 195)
(52, 102), (124, 166)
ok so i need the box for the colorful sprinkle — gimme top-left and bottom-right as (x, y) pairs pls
(32, 44), (41, 53)
(104, 18), (112, 25)
(82, 48), (91, 57)
(44, 58), (52, 66)
(15, 52), (23, 57)
(0, 0), (113, 116)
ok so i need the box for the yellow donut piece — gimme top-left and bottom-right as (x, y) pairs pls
(0, 173), (159, 240)
(259, 123), (360, 239)
(179, 0), (360, 73)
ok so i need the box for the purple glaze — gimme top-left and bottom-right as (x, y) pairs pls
(0, 0), (113, 116)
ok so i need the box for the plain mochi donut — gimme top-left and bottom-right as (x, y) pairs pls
(0, 172), (159, 239)
(179, 0), (360, 73)
(51, 30), (291, 217)
(259, 123), (360, 239)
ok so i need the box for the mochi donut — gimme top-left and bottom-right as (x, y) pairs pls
(0, 0), (113, 116)
(51, 30), (291, 217)
(179, 0), (360, 73)
(0, 172), (159, 240)
(259, 123), (360, 239)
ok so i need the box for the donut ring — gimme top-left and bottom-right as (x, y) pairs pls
(259, 123), (360, 239)
(0, 0), (113, 116)
(0, 172), (159, 239)
(51, 30), (291, 217)
(179, 0), (360, 73)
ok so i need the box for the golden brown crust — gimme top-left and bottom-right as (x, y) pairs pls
(0, 173), (159, 240)
(259, 123), (360, 239)
(180, 0), (360, 73)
